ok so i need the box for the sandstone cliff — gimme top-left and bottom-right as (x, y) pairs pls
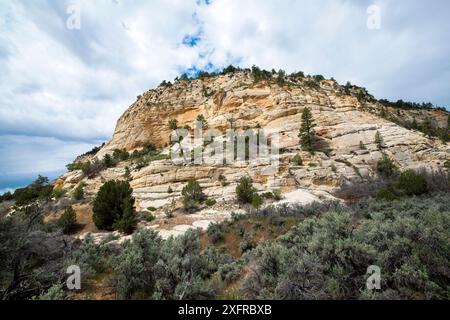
(56, 70), (449, 240)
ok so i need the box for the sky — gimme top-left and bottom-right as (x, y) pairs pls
(0, 0), (450, 192)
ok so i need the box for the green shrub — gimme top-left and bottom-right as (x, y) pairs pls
(377, 154), (397, 177)
(397, 170), (428, 196)
(374, 131), (384, 150)
(0, 191), (13, 202)
(241, 194), (450, 299)
(219, 262), (243, 283)
(251, 65), (271, 83)
(239, 234), (254, 254)
(112, 197), (137, 234)
(251, 193), (263, 209)
(58, 206), (76, 234)
(145, 214), (156, 222)
(167, 186), (173, 194)
(444, 160), (450, 169)
(218, 174), (228, 186)
(103, 154), (115, 168)
(72, 182), (85, 200)
(207, 222), (225, 244)
(375, 188), (399, 201)
(52, 187), (66, 199)
(359, 141), (367, 150)
(272, 189), (283, 201)
(181, 180), (205, 212)
(205, 198), (216, 207)
(92, 180), (136, 234)
(123, 167), (132, 181)
(236, 177), (257, 204)
(33, 284), (65, 300)
(13, 175), (53, 205)
(261, 190), (283, 201)
(304, 79), (320, 90)
(135, 158), (148, 170)
(147, 206), (157, 212)
(292, 154), (303, 166)
(113, 149), (130, 162)
(67, 235), (107, 277)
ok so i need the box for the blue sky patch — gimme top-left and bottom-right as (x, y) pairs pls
(182, 34), (201, 47)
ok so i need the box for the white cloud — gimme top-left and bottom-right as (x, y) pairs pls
(0, 134), (97, 176)
(194, 0), (450, 106)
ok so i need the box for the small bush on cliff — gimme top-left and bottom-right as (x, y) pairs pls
(207, 222), (225, 244)
(72, 182), (86, 200)
(218, 174), (228, 186)
(374, 131), (384, 150)
(52, 187), (66, 199)
(58, 206), (76, 234)
(251, 193), (263, 210)
(182, 180), (205, 212)
(397, 170), (428, 196)
(292, 154), (303, 166)
(92, 180), (136, 234)
(377, 154), (398, 178)
(236, 177), (257, 204)
(113, 149), (130, 162)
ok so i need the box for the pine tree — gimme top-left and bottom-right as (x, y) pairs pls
(374, 131), (384, 150)
(298, 107), (316, 151)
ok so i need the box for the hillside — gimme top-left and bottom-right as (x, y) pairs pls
(53, 68), (450, 241)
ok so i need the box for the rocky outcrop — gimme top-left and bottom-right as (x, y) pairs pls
(56, 70), (449, 240)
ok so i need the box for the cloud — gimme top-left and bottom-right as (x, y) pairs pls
(0, 0), (449, 189)
(0, 134), (98, 177)
(193, 0), (450, 107)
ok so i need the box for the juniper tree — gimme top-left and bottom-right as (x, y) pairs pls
(298, 107), (316, 151)
(374, 131), (384, 150)
(92, 180), (136, 234)
(182, 180), (205, 212)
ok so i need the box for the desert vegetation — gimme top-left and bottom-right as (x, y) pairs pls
(2, 191), (448, 300)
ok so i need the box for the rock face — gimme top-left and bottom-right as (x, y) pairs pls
(56, 70), (449, 240)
